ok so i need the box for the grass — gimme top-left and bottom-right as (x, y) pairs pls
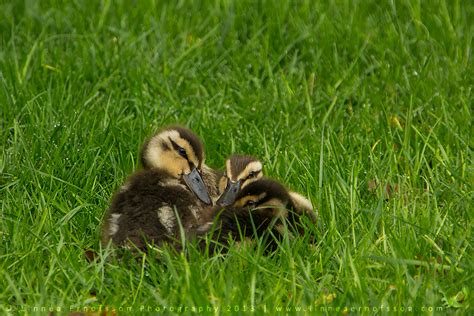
(0, 0), (472, 314)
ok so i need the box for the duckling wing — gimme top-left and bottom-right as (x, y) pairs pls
(101, 169), (205, 250)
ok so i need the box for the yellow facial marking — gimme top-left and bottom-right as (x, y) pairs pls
(234, 192), (266, 207)
(173, 136), (199, 169)
(226, 159), (233, 179)
(238, 161), (263, 185)
(218, 176), (228, 195)
(143, 130), (199, 177)
(159, 149), (189, 177)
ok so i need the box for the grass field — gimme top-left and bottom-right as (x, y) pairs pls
(1, 0), (472, 314)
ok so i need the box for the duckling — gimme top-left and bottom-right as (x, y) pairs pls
(200, 178), (315, 253)
(216, 155), (263, 206)
(139, 125), (214, 204)
(214, 155), (316, 220)
(139, 126), (222, 203)
(101, 126), (213, 250)
(179, 154), (266, 243)
(215, 154), (316, 219)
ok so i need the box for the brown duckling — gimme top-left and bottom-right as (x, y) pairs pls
(101, 126), (213, 250)
(215, 154), (316, 221)
(178, 154), (267, 242)
(216, 155), (263, 206)
(200, 178), (315, 253)
(139, 126), (222, 203)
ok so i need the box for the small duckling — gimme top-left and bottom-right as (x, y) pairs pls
(214, 155), (316, 222)
(139, 125), (213, 204)
(216, 155), (263, 206)
(140, 127), (221, 203)
(200, 178), (315, 253)
(101, 126), (213, 250)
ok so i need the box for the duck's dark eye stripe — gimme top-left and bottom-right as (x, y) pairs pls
(246, 169), (261, 180)
(169, 138), (188, 159)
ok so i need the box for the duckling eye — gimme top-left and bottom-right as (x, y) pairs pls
(248, 170), (261, 179)
(178, 147), (188, 159)
(245, 200), (257, 207)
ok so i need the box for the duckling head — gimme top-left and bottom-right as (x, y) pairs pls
(141, 125), (211, 204)
(216, 155), (263, 206)
(232, 178), (290, 217)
